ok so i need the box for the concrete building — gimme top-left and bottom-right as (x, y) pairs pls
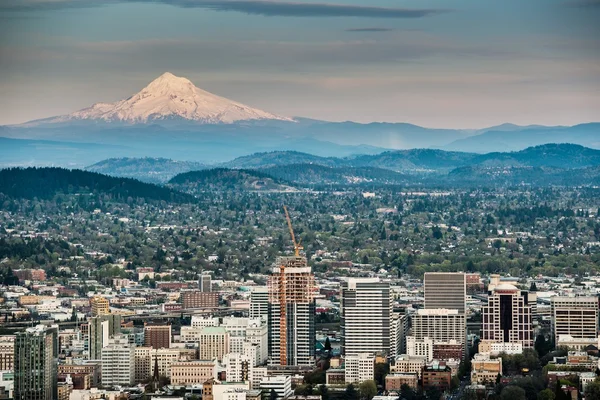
(341, 278), (392, 357)
(556, 335), (600, 351)
(200, 273), (212, 292)
(134, 347), (153, 382)
(13, 325), (58, 400)
(478, 341), (523, 355)
(171, 360), (216, 385)
(482, 284), (533, 348)
(0, 336), (14, 370)
(551, 297), (599, 344)
(260, 375), (293, 399)
(153, 348), (181, 378)
(268, 256), (316, 366)
(421, 361), (452, 391)
(90, 297), (110, 317)
(144, 322), (171, 349)
(410, 309), (466, 346)
(392, 355), (426, 378)
(344, 353), (375, 384)
(223, 353), (251, 383)
(89, 314), (122, 360)
(423, 272), (466, 313)
(58, 360), (101, 388)
(385, 373), (418, 391)
(391, 313), (408, 357)
(182, 291), (219, 309)
(406, 336), (433, 361)
(250, 287), (269, 320)
(101, 335), (135, 387)
(471, 354), (502, 385)
(199, 326), (230, 362)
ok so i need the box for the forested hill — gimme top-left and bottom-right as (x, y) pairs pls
(0, 167), (193, 203)
(169, 168), (291, 192)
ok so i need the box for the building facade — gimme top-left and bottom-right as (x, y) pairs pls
(423, 272), (466, 313)
(551, 297), (599, 344)
(341, 278), (392, 357)
(482, 284), (533, 348)
(144, 322), (171, 349)
(101, 335), (135, 387)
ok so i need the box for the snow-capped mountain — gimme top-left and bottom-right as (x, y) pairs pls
(39, 72), (294, 125)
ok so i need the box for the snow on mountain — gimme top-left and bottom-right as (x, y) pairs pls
(42, 72), (294, 125)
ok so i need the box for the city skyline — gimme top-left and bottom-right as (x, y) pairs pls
(0, 0), (599, 128)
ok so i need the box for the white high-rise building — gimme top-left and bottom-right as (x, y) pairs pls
(406, 336), (433, 361)
(260, 375), (292, 399)
(482, 284), (533, 348)
(551, 297), (599, 344)
(223, 353), (251, 382)
(101, 335), (135, 387)
(341, 278), (392, 356)
(410, 309), (466, 345)
(344, 353), (375, 384)
(250, 287), (269, 320)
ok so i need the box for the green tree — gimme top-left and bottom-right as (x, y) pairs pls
(358, 380), (377, 400)
(318, 385), (330, 400)
(374, 363), (389, 387)
(344, 384), (360, 400)
(584, 379), (600, 400)
(400, 384), (416, 400)
(269, 389), (278, 400)
(324, 337), (332, 352)
(537, 389), (555, 400)
(501, 386), (526, 400)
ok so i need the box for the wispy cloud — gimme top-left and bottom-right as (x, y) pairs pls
(345, 28), (393, 33)
(1, 0), (450, 18)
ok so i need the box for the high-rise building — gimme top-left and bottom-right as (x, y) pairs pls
(341, 278), (392, 356)
(101, 335), (135, 387)
(250, 287), (269, 320)
(13, 325), (58, 400)
(267, 256), (315, 366)
(551, 297), (599, 344)
(424, 272), (466, 313)
(90, 296), (110, 317)
(410, 309), (466, 345)
(198, 326), (230, 361)
(88, 314), (122, 360)
(482, 284), (533, 348)
(199, 273), (212, 292)
(144, 322), (171, 349)
(0, 335), (15, 370)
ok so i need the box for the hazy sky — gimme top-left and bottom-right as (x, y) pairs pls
(0, 0), (599, 128)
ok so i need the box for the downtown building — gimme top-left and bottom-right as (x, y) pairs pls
(551, 296), (599, 344)
(101, 335), (135, 387)
(482, 284), (533, 348)
(13, 325), (58, 400)
(340, 278), (392, 356)
(267, 256), (316, 366)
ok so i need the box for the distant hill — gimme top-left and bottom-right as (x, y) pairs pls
(260, 164), (413, 185)
(220, 151), (339, 169)
(169, 168), (292, 192)
(444, 123), (600, 153)
(0, 167), (193, 202)
(473, 143), (600, 168)
(87, 157), (207, 183)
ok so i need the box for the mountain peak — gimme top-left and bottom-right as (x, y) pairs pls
(32, 72), (294, 125)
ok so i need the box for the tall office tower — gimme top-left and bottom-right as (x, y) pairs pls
(250, 287), (269, 320)
(551, 297), (599, 344)
(424, 272), (466, 313)
(101, 335), (135, 387)
(199, 273), (212, 292)
(13, 325), (58, 400)
(90, 296), (110, 316)
(410, 309), (467, 344)
(482, 284), (533, 348)
(340, 278), (392, 356)
(89, 314), (122, 360)
(144, 322), (172, 349)
(267, 256), (316, 366)
(0, 335), (15, 370)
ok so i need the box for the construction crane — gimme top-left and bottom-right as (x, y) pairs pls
(279, 205), (303, 365)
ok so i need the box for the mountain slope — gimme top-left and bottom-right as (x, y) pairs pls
(86, 157), (207, 183)
(473, 143), (600, 168)
(28, 72), (293, 125)
(169, 168), (292, 192)
(0, 167), (193, 202)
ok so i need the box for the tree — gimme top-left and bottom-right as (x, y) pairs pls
(584, 379), (600, 400)
(324, 337), (332, 352)
(269, 389), (278, 400)
(344, 384), (360, 400)
(318, 385), (330, 400)
(374, 363), (389, 387)
(501, 386), (526, 400)
(358, 380), (377, 400)
(400, 384), (416, 400)
(537, 389), (555, 400)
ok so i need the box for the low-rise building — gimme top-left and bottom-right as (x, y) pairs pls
(384, 373), (418, 390)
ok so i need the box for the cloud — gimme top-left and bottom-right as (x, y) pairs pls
(345, 28), (393, 33)
(0, 0), (450, 18)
